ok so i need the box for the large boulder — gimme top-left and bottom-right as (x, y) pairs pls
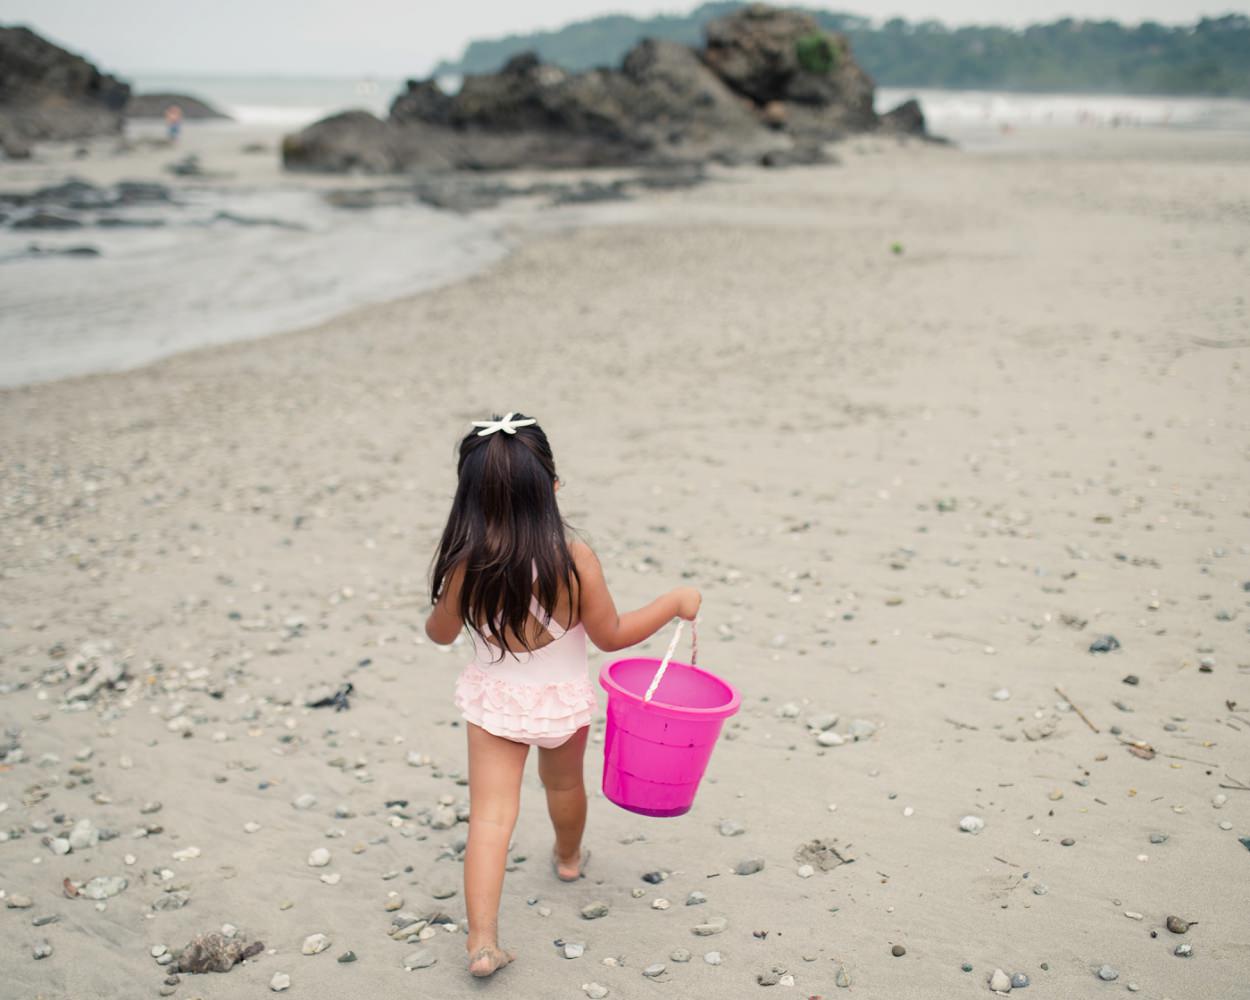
(281, 110), (405, 173)
(879, 97), (926, 135)
(0, 26), (130, 141)
(126, 92), (231, 120)
(701, 4), (876, 133)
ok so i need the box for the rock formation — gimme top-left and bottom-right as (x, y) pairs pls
(126, 93), (231, 121)
(284, 4), (931, 175)
(0, 25), (130, 153)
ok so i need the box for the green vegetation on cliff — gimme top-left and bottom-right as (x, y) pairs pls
(434, 4), (1250, 97)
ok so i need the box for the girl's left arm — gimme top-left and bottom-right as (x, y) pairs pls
(425, 563), (465, 645)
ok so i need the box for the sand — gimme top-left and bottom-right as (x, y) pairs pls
(2, 126), (1249, 1000)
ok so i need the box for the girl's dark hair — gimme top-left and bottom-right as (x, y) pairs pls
(430, 413), (580, 658)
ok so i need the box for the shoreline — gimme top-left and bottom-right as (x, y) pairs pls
(4, 119), (1250, 394)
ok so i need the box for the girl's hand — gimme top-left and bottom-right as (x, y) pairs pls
(674, 586), (702, 621)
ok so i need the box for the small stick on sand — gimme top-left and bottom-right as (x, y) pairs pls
(1218, 775), (1250, 791)
(1055, 686), (1099, 733)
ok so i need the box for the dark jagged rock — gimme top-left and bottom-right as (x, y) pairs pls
(0, 26), (130, 142)
(126, 92), (231, 120)
(701, 4), (876, 133)
(13, 211), (84, 230)
(283, 2), (915, 176)
(174, 932), (264, 974)
(879, 98), (926, 135)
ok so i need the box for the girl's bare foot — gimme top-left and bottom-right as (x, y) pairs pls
(467, 944), (514, 978)
(552, 846), (589, 882)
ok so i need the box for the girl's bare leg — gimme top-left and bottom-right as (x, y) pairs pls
(537, 726), (589, 880)
(464, 723), (529, 977)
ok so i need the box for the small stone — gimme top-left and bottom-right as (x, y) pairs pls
(686, 891), (707, 906)
(1149, 833), (1168, 844)
(1166, 915), (1189, 934)
(817, 731), (845, 747)
(270, 972), (291, 991)
(243, 821), (261, 834)
(992, 688), (1011, 701)
(704, 950), (723, 965)
(338, 950), (356, 963)
(308, 848), (331, 867)
(80, 876), (127, 900)
(671, 948), (691, 963)
(1122, 674), (1139, 685)
(891, 944), (906, 957)
(564, 941), (585, 959)
(643, 963), (666, 978)
(718, 819), (746, 837)
(835, 965), (851, 987)
(584, 983), (609, 999)
(429, 806), (457, 830)
(797, 864), (815, 879)
(989, 968), (1012, 992)
(1124, 911), (1143, 920)
(959, 815), (985, 834)
(1089, 635), (1120, 653)
(33, 939), (53, 959)
(1060, 838), (1075, 847)
(757, 967), (781, 986)
(1212, 794), (1227, 809)
(652, 898), (670, 910)
(1097, 964), (1119, 981)
(641, 870), (668, 884)
(693, 916), (728, 935)
(630, 887), (645, 899)
(847, 719), (877, 740)
(6, 895), (33, 909)
(292, 793), (317, 810)
(430, 885), (456, 900)
(581, 901), (609, 920)
(1032, 883), (1048, 896)
(302, 933), (330, 955)
(806, 713), (838, 732)
(777, 702), (800, 718)
(403, 948), (437, 970)
(1011, 972), (1030, 988)
(385, 893), (403, 911)
(961, 963), (973, 972)
(735, 857), (765, 875)
(151, 945), (168, 958)
(1219, 820), (1233, 831)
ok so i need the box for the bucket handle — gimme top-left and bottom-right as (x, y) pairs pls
(643, 617), (699, 703)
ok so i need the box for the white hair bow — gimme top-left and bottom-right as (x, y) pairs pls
(472, 412), (537, 437)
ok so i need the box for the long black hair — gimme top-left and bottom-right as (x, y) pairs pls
(430, 413), (580, 657)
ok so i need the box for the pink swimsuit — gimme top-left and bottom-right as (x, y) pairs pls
(454, 590), (596, 749)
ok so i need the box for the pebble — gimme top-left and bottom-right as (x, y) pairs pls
(33, 939), (53, 960)
(403, 948), (437, 970)
(959, 815), (985, 834)
(337, 951), (356, 963)
(718, 819), (746, 836)
(642, 870), (668, 884)
(962, 963), (973, 972)
(652, 898), (671, 910)
(671, 948), (691, 963)
(735, 857), (765, 875)
(1011, 972), (1030, 988)
(150, 945), (168, 958)
(1212, 794), (1227, 809)
(643, 963), (666, 978)
(308, 848), (331, 867)
(270, 971), (292, 992)
(6, 895), (33, 909)
(1174, 944), (1193, 958)
(693, 916), (728, 935)
(757, 967), (783, 986)
(891, 944), (906, 957)
(835, 965), (851, 988)
(1149, 833), (1169, 844)
(989, 968), (1012, 992)
(686, 890), (707, 906)
(704, 951), (723, 965)
(1089, 635), (1120, 653)
(301, 933), (330, 955)
(1060, 838), (1076, 847)
(1097, 964), (1119, 981)
(817, 731), (845, 747)
(583, 984), (609, 999)
(992, 688), (1011, 701)
(1218, 820), (1233, 831)
(847, 719), (878, 740)
(797, 864), (815, 879)
(79, 876), (127, 899)
(1166, 915), (1189, 934)
(581, 901), (610, 920)
(292, 793), (317, 810)
(564, 941), (586, 959)
(243, 821), (261, 834)
(806, 713), (838, 731)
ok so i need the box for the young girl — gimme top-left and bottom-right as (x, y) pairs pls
(425, 412), (701, 978)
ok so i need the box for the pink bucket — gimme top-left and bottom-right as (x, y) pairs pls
(598, 623), (740, 817)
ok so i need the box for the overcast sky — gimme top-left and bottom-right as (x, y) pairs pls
(2, 0), (1245, 77)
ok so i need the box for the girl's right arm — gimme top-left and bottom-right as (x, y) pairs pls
(425, 562), (465, 645)
(572, 540), (700, 653)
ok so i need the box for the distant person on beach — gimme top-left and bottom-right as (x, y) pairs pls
(425, 412), (701, 978)
(164, 104), (183, 142)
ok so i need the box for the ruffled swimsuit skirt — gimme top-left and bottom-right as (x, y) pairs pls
(454, 597), (596, 750)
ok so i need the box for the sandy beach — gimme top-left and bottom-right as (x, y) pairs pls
(2, 125), (1249, 1000)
